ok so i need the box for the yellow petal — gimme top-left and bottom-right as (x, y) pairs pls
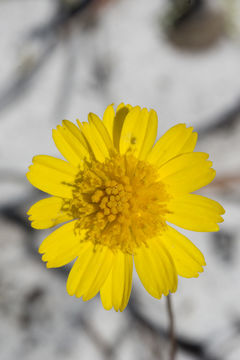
(100, 270), (113, 310)
(77, 121), (106, 162)
(134, 239), (178, 299)
(62, 120), (89, 149)
(66, 242), (93, 294)
(112, 104), (132, 150)
(119, 107), (150, 157)
(52, 120), (90, 167)
(161, 226), (205, 278)
(39, 220), (83, 268)
(67, 244), (113, 301)
(100, 252), (133, 311)
(181, 131), (198, 153)
(116, 103), (132, 112)
(158, 152), (216, 194)
(88, 112), (114, 154)
(138, 109), (158, 160)
(103, 104), (115, 140)
(27, 196), (73, 229)
(166, 194), (225, 232)
(118, 107), (157, 159)
(147, 124), (197, 167)
(26, 155), (77, 198)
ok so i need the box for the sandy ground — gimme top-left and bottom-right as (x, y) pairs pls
(0, 1), (240, 359)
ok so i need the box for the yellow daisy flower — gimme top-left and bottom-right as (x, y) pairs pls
(27, 103), (224, 311)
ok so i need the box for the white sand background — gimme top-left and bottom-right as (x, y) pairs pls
(0, 0), (240, 359)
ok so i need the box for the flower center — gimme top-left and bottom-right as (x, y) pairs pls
(92, 178), (132, 221)
(68, 154), (170, 254)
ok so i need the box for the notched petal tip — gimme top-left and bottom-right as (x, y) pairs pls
(38, 243), (46, 255)
(219, 204), (226, 215)
(46, 261), (55, 269)
(25, 167), (32, 182)
(29, 221), (43, 230)
(88, 112), (95, 119)
(61, 119), (70, 125)
(41, 254), (54, 269)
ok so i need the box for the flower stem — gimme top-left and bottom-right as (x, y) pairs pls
(166, 294), (177, 360)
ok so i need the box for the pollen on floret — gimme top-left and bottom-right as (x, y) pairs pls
(91, 190), (104, 203)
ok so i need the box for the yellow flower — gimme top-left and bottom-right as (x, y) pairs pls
(27, 104), (224, 311)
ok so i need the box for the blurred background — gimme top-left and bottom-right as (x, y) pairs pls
(0, 0), (240, 359)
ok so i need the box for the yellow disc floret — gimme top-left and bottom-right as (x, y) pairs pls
(68, 154), (170, 254)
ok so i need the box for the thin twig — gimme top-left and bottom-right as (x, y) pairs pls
(0, 0), (95, 114)
(167, 295), (177, 360)
(28, 0), (95, 40)
(128, 297), (219, 360)
(0, 39), (57, 113)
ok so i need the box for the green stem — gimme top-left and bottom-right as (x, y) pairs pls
(166, 294), (177, 360)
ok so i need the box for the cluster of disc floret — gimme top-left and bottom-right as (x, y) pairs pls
(67, 154), (170, 254)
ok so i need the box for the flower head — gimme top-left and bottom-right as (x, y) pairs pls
(27, 104), (225, 311)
